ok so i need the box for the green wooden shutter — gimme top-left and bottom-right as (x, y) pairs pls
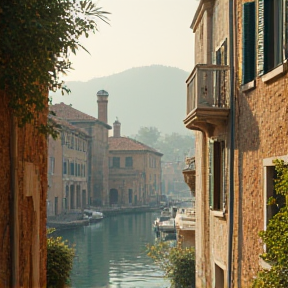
(221, 141), (226, 212)
(258, 0), (264, 75)
(242, 2), (256, 84)
(209, 140), (214, 209)
(284, 0), (288, 60)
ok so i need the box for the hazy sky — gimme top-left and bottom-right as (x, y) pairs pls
(65, 0), (198, 81)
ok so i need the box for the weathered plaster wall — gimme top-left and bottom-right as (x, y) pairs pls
(0, 90), (47, 287)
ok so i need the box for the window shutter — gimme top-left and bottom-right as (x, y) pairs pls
(221, 142), (226, 212)
(258, 0), (264, 75)
(242, 2), (256, 83)
(284, 0), (288, 60)
(209, 140), (214, 209)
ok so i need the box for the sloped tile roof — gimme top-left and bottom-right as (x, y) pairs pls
(108, 137), (163, 156)
(48, 114), (90, 137)
(50, 102), (97, 121)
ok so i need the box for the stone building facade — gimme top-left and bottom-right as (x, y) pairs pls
(184, 0), (231, 287)
(108, 120), (163, 206)
(184, 0), (288, 287)
(50, 90), (112, 207)
(47, 116), (90, 216)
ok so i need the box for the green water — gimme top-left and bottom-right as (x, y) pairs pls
(58, 211), (170, 288)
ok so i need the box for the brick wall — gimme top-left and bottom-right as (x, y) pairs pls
(234, 1), (288, 286)
(0, 90), (47, 287)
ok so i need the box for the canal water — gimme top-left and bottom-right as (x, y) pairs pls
(58, 211), (170, 288)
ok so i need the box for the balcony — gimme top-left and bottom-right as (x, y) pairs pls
(182, 157), (195, 197)
(184, 64), (230, 134)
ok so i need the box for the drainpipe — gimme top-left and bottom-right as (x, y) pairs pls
(227, 0), (235, 287)
(10, 116), (19, 287)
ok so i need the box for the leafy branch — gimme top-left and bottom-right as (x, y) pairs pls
(0, 0), (110, 131)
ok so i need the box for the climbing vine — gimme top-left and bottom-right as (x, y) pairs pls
(0, 0), (109, 133)
(252, 159), (288, 288)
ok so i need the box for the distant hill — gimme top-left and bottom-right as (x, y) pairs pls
(50, 65), (191, 136)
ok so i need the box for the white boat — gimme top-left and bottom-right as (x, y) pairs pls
(158, 218), (176, 233)
(84, 210), (104, 223)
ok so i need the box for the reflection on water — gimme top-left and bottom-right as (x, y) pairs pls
(58, 212), (170, 288)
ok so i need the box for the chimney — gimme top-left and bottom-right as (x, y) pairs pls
(97, 90), (109, 123)
(113, 118), (121, 137)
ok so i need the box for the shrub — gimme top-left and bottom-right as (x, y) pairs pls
(47, 228), (75, 288)
(147, 241), (195, 288)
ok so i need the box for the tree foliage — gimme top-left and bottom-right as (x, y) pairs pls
(133, 127), (195, 162)
(134, 126), (161, 148)
(252, 159), (288, 288)
(0, 0), (109, 132)
(47, 228), (75, 288)
(146, 241), (195, 288)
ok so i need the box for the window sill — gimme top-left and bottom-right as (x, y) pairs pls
(241, 80), (255, 92)
(262, 64), (286, 83)
(210, 210), (225, 218)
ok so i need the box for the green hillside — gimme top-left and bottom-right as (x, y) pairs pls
(50, 65), (191, 136)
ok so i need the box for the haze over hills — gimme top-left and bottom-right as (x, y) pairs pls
(50, 65), (192, 137)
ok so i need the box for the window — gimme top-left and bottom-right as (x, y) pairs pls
(264, 160), (286, 226)
(70, 162), (74, 176)
(258, 0), (285, 75)
(215, 263), (224, 288)
(63, 161), (67, 175)
(112, 157), (120, 168)
(242, 2), (256, 84)
(125, 157), (133, 167)
(215, 39), (227, 65)
(71, 135), (74, 149)
(49, 157), (55, 175)
(209, 140), (225, 211)
(128, 189), (133, 204)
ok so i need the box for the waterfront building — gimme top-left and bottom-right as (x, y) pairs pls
(47, 115), (90, 216)
(184, 0), (288, 287)
(108, 119), (163, 206)
(49, 90), (112, 210)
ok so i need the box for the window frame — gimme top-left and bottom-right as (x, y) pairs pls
(112, 157), (120, 168)
(209, 139), (226, 212)
(125, 156), (133, 168)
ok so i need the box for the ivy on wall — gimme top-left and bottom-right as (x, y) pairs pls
(0, 0), (109, 134)
(253, 159), (288, 288)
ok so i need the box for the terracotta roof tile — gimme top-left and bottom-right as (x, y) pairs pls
(50, 103), (97, 121)
(108, 137), (163, 156)
(49, 115), (90, 137)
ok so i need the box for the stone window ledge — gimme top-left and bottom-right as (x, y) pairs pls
(262, 63), (286, 83)
(210, 210), (225, 218)
(241, 80), (256, 92)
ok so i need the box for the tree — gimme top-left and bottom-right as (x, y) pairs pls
(134, 126), (161, 148)
(133, 127), (195, 162)
(146, 241), (195, 288)
(0, 0), (109, 131)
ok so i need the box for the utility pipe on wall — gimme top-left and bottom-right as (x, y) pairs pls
(10, 116), (19, 287)
(227, 0), (235, 287)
